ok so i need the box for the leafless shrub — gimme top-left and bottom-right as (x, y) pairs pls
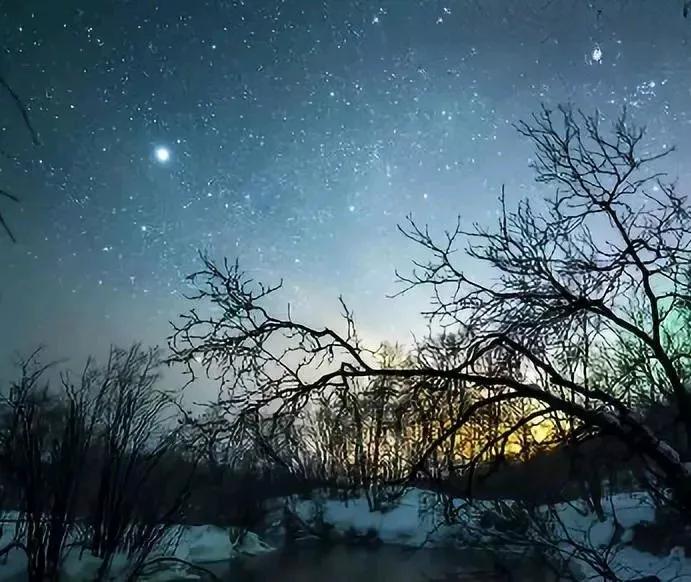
(0, 345), (193, 581)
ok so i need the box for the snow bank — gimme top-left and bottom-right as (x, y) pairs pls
(172, 525), (273, 563)
(173, 525), (236, 563)
(291, 489), (691, 581)
(547, 492), (691, 581)
(0, 518), (273, 581)
(292, 488), (459, 546)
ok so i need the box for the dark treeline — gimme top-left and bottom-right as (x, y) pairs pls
(0, 337), (648, 581)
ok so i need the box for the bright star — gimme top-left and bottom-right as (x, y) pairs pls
(591, 45), (602, 63)
(154, 146), (170, 163)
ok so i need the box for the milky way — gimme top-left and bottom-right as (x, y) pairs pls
(2, 0), (691, 379)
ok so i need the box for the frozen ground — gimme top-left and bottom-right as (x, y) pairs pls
(1, 489), (690, 580)
(0, 519), (273, 580)
(291, 489), (691, 581)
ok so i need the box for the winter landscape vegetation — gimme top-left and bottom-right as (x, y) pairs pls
(3, 1), (691, 581)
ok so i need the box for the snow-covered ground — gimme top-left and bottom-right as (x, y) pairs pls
(0, 518), (273, 580)
(292, 489), (691, 581)
(545, 493), (691, 581)
(291, 488), (451, 546)
(2, 490), (691, 580)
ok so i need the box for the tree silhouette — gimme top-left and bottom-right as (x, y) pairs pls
(170, 105), (691, 514)
(0, 73), (40, 242)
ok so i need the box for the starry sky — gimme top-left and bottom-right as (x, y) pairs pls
(2, 0), (691, 383)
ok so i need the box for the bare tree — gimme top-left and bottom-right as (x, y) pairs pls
(0, 350), (96, 582)
(0, 345), (194, 581)
(169, 105), (691, 518)
(84, 345), (191, 578)
(0, 73), (40, 242)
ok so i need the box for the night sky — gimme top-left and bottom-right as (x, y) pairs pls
(2, 0), (691, 383)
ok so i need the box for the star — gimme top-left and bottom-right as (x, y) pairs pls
(591, 45), (603, 63)
(154, 146), (171, 163)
